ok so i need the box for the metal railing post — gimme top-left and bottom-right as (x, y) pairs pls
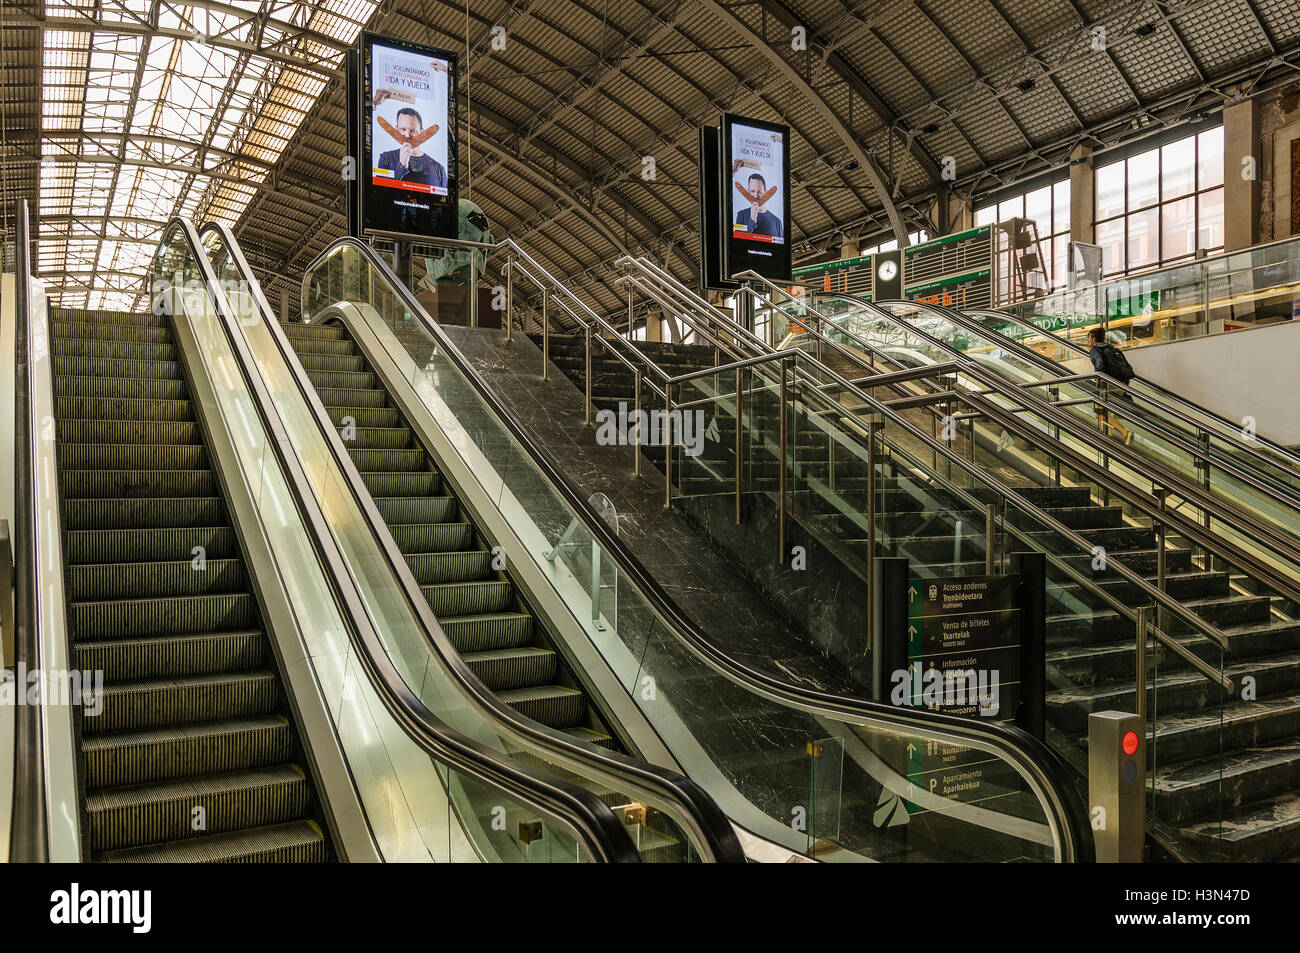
(542, 286), (550, 380)
(985, 502), (999, 574)
(1154, 487), (1167, 635)
(867, 420), (881, 627)
(664, 381), (674, 508)
(779, 357), (790, 562)
(735, 367), (744, 524)
(634, 370), (643, 477)
(1135, 605), (1150, 726)
(627, 284), (634, 338)
(584, 322), (593, 426)
(469, 252), (479, 328)
(505, 252), (514, 342)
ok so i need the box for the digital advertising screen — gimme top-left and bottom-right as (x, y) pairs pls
(721, 113), (791, 281)
(697, 125), (740, 293)
(358, 32), (458, 239)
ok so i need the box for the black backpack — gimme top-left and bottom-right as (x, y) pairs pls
(1100, 344), (1136, 383)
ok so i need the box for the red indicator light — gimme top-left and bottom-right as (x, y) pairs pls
(1122, 730), (1140, 756)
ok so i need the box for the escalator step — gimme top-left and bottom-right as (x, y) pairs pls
(66, 527), (238, 565)
(295, 351), (365, 373)
(86, 764), (312, 851)
(315, 385), (389, 408)
(566, 726), (617, 749)
(61, 469), (217, 500)
(75, 630), (266, 682)
(389, 522), (474, 553)
(440, 613), (534, 653)
(463, 646), (558, 691)
(57, 396), (194, 422)
(375, 496), (456, 525)
(54, 375), (187, 402)
(53, 320), (172, 344)
(69, 559), (245, 601)
(54, 337), (177, 363)
(360, 471), (439, 497)
(303, 368), (377, 390)
(59, 443), (207, 471)
(421, 580), (514, 617)
(54, 356), (182, 381)
(324, 405), (400, 429)
(342, 427), (414, 450)
(282, 323), (346, 342)
(51, 307), (166, 328)
(63, 497), (225, 530)
(285, 336), (356, 356)
(497, 685), (585, 729)
(346, 447), (426, 472)
(82, 715), (294, 788)
(402, 550), (491, 585)
(87, 671), (280, 734)
(58, 419), (200, 446)
(71, 592), (258, 641)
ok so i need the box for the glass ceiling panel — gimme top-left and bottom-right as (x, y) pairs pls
(38, 0), (378, 309)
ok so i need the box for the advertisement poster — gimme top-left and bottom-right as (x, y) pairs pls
(357, 32), (458, 239)
(369, 42), (450, 197)
(721, 113), (791, 282)
(729, 122), (784, 244)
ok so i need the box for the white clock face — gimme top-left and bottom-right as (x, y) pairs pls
(877, 260), (898, 282)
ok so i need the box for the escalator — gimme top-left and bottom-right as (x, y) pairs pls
(278, 230), (1094, 863)
(10, 203), (744, 864)
(51, 304), (328, 862)
(284, 321), (617, 749)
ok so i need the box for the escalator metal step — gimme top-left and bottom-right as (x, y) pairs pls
(75, 629), (266, 682)
(58, 419), (200, 446)
(86, 765), (312, 851)
(54, 337), (177, 363)
(402, 550), (491, 585)
(57, 396), (194, 422)
(54, 375), (187, 401)
(324, 405), (401, 428)
(82, 715), (294, 788)
(389, 522), (474, 553)
(374, 495), (456, 525)
(59, 443), (207, 471)
(281, 323), (346, 342)
(51, 306), (166, 328)
(66, 527), (238, 564)
(303, 368), (377, 390)
(421, 580), (514, 616)
(497, 685), (585, 729)
(53, 320), (171, 344)
(54, 356), (181, 381)
(360, 470), (439, 497)
(69, 558), (245, 600)
(346, 447), (426, 472)
(463, 646), (558, 691)
(87, 671), (280, 734)
(440, 613), (534, 654)
(71, 592), (258, 641)
(295, 351), (365, 373)
(61, 469), (217, 500)
(315, 385), (389, 408)
(343, 426), (414, 450)
(63, 496), (225, 530)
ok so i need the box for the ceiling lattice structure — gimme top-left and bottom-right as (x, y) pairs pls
(2, 0), (1299, 319)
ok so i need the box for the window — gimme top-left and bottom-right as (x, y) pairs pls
(860, 230), (929, 256)
(1092, 126), (1224, 276)
(974, 176), (1071, 291)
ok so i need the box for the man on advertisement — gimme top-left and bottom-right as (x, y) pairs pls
(730, 125), (784, 244)
(733, 170), (783, 239)
(377, 106), (446, 188)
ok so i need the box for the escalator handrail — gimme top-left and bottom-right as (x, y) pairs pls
(960, 305), (1300, 481)
(809, 292), (1300, 595)
(206, 224), (743, 864)
(162, 218), (643, 864)
(300, 234), (1095, 863)
(8, 197), (48, 862)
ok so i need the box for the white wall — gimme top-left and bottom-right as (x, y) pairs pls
(1113, 321), (1300, 446)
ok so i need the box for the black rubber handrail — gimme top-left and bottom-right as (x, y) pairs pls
(299, 235), (1095, 862)
(160, 219), (642, 863)
(209, 223), (744, 864)
(9, 198), (49, 862)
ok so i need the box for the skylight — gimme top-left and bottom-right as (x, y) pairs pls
(38, 0), (377, 310)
